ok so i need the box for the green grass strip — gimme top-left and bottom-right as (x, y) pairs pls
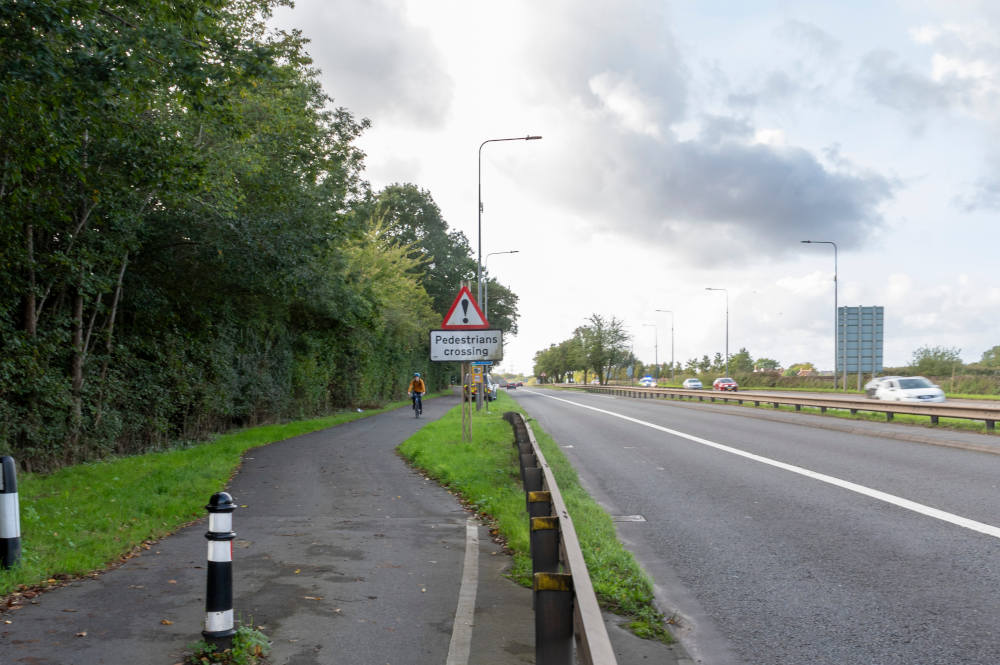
(0, 399), (416, 597)
(397, 391), (672, 643)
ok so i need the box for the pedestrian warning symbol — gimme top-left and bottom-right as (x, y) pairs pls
(441, 286), (489, 330)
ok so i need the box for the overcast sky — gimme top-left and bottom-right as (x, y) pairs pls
(271, 0), (1000, 377)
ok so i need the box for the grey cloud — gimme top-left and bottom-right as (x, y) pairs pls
(856, 50), (955, 114)
(724, 22), (838, 113)
(776, 20), (841, 59)
(727, 72), (799, 110)
(523, 0), (688, 127)
(275, 0), (452, 127)
(956, 175), (1000, 211)
(531, 124), (894, 264)
(699, 115), (754, 144)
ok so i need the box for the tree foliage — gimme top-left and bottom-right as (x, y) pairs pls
(910, 346), (963, 376)
(532, 314), (630, 385)
(979, 346), (1000, 369)
(0, 1), (505, 470)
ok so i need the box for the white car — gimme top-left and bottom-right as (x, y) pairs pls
(682, 378), (703, 390)
(864, 376), (945, 403)
(638, 376), (656, 387)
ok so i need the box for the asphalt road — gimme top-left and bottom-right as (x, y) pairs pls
(511, 387), (1000, 665)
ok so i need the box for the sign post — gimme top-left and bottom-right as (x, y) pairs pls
(435, 284), (494, 441)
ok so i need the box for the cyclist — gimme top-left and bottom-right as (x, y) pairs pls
(408, 372), (426, 416)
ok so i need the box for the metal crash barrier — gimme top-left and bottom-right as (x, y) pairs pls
(503, 412), (618, 665)
(568, 384), (1000, 433)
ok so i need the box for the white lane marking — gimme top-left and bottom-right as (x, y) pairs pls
(445, 518), (479, 665)
(529, 390), (1000, 540)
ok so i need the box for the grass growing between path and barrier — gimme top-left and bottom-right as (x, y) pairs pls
(397, 391), (672, 643)
(0, 398), (421, 598)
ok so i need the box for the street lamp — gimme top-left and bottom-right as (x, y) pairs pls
(642, 323), (658, 378)
(705, 288), (729, 376)
(801, 240), (839, 390)
(478, 135), (542, 307)
(484, 249), (519, 319)
(655, 309), (675, 382)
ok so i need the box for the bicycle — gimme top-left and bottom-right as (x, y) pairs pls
(411, 392), (423, 418)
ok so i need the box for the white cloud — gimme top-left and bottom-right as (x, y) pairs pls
(588, 72), (664, 137)
(270, 1), (1000, 373)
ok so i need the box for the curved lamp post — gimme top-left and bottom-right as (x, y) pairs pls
(484, 249), (519, 319)
(705, 288), (729, 376)
(801, 240), (838, 390)
(478, 135), (542, 307)
(655, 309), (675, 382)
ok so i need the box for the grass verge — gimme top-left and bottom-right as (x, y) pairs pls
(0, 398), (419, 598)
(397, 391), (672, 643)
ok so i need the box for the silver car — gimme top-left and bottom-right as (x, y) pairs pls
(864, 376), (945, 402)
(682, 378), (703, 389)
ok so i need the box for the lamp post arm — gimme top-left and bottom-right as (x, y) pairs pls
(477, 136), (541, 306)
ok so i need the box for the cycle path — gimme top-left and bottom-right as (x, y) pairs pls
(1, 393), (685, 664)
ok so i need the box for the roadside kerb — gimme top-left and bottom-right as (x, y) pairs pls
(568, 385), (1000, 432)
(503, 411), (618, 665)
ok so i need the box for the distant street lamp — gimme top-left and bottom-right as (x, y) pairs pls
(801, 240), (839, 390)
(477, 135), (542, 307)
(484, 249), (519, 320)
(655, 309), (675, 382)
(705, 288), (729, 376)
(642, 323), (659, 378)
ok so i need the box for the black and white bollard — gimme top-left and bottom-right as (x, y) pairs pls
(203, 492), (237, 648)
(0, 456), (20, 569)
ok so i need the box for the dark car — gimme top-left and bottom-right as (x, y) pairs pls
(712, 377), (738, 391)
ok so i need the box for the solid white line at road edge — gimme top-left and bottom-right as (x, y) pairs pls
(445, 518), (479, 665)
(530, 390), (1000, 540)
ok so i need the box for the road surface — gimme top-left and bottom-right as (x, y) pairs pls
(513, 387), (1000, 665)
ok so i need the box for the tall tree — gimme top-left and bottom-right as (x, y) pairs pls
(979, 345), (1000, 369)
(579, 314), (631, 384)
(910, 346), (962, 376)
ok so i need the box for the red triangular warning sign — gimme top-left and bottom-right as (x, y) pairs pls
(441, 286), (490, 329)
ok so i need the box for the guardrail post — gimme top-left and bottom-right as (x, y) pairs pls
(534, 572), (574, 665)
(523, 465), (543, 493)
(531, 516), (560, 574)
(203, 492), (237, 649)
(987, 420), (995, 433)
(1, 456), (21, 569)
(527, 490), (552, 518)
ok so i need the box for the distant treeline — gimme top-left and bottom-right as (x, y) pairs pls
(0, 2), (518, 471)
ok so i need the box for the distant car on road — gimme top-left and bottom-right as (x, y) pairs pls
(682, 378), (703, 390)
(864, 376), (945, 402)
(638, 376), (656, 387)
(712, 377), (738, 391)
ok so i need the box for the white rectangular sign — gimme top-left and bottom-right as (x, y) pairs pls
(429, 329), (503, 362)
